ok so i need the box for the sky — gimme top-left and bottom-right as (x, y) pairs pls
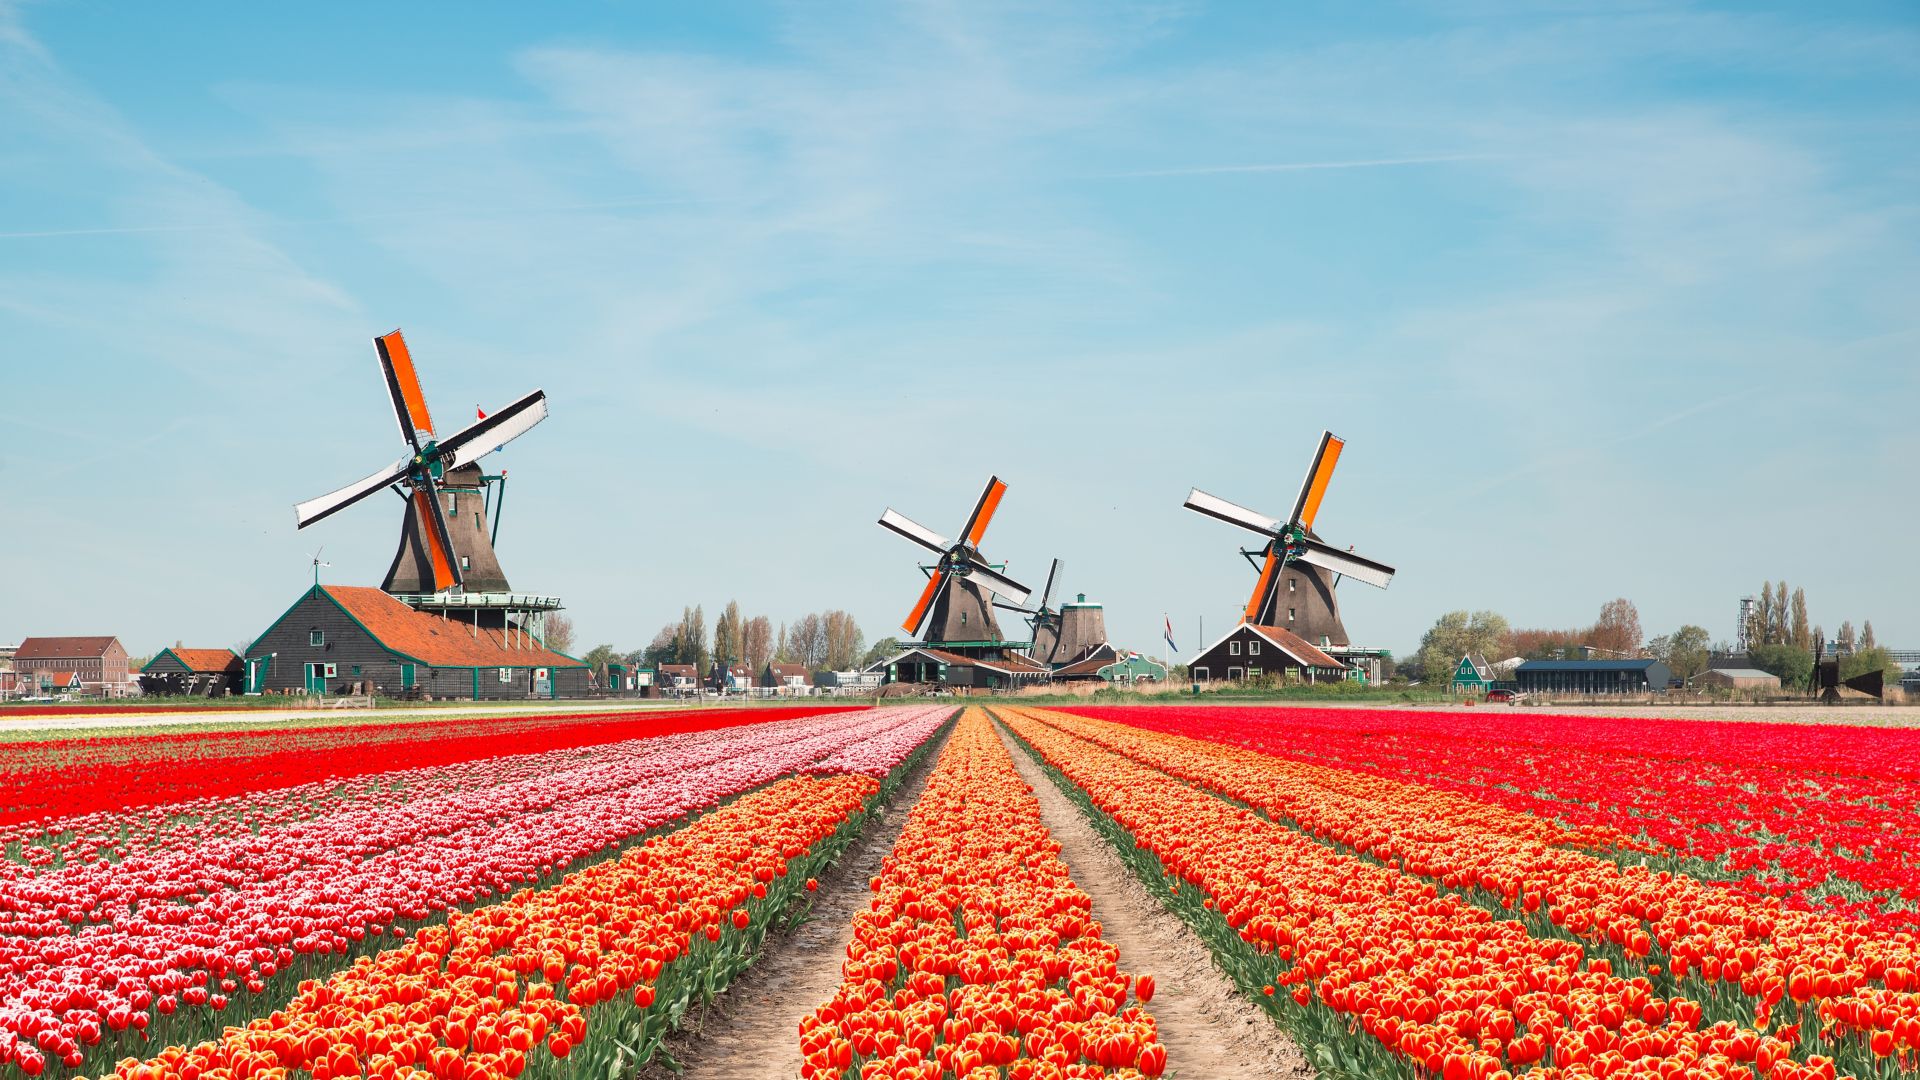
(2, 0), (1916, 662)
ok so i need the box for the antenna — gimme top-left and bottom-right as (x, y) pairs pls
(308, 547), (332, 588)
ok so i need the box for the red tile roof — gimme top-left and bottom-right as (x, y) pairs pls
(50, 671), (81, 688)
(1246, 624), (1345, 669)
(321, 586), (585, 669)
(17, 636), (122, 660)
(155, 648), (243, 674)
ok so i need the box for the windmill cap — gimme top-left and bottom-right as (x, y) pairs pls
(1063, 593), (1102, 608)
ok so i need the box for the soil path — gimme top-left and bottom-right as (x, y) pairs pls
(993, 719), (1315, 1080)
(657, 724), (952, 1080)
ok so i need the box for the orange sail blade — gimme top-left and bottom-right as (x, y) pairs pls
(377, 330), (436, 442)
(1295, 433), (1344, 531)
(903, 570), (946, 636)
(1244, 548), (1279, 623)
(413, 487), (460, 592)
(963, 478), (1007, 547)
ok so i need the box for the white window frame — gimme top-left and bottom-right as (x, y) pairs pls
(1249, 666), (1262, 678)
(1229, 641), (1241, 656)
(1228, 666), (1245, 680)
(498, 667), (513, 683)
(1249, 640), (1261, 655)
(310, 629), (324, 646)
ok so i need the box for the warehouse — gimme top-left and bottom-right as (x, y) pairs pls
(1513, 658), (1673, 695)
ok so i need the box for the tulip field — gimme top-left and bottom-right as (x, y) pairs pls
(3, 701), (1915, 1080)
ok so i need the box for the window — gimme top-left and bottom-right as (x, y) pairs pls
(498, 667), (513, 683)
(1288, 607), (1296, 622)
(1249, 640), (1261, 655)
(310, 629), (324, 646)
(323, 663), (337, 678)
(1249, 667), (1262, 678)
(1227, 667), (1244, 680)
(1229, 641), (1241, 656)
(461, 556), (471, 571)
(1193, 666), (1209, 680)
(1288, 577), (1297, 593)
(351, 665), (361, 676)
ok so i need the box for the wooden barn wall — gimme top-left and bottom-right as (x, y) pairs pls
(247, 593), (401, 695)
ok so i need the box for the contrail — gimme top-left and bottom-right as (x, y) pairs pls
(1108, 153), (1504, 178)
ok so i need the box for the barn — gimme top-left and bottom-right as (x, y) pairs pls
(141, 648), (243, 696)
(872, 646), (1051, 691)
(1514, 658), (1673, 695)
(243, 585), (588, 699)
(1188, 624), (1347, 684)
(1694, 667), (1781, 692)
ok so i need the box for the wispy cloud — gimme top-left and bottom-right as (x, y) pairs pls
(1102, 153), (1507, 178)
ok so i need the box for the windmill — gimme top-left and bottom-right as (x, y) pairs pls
(998, 559), (1064, 663)
(1184, 430), (1395, 648)
(879, 477), (1032, 650)
(293, 330), (548, 596)
(307, 548), (331, 588)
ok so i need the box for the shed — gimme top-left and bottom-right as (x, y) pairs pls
(1693, 667), (1781, 692)
(1513, 658), (1673, 695)
(141, 648), (244, 696)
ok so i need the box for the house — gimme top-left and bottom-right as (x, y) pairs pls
(759, 662), (813, 695)
(14, 636), (131, 697)
(141, 647), (244, 696)
(1451, 653), (1495, 695)
(870, 646), (1052, 692)
(601, 661), (656, 697)
(1189, 624), (1347, 684)
(1693, 667), (1781, 692)
(1513, 658), (1673, 695)
(243, 585), (588, 699)
(815, 669), (883, 695)
(1051, 643), (1167, 685)
(658, 664), (701, 696)
(708, 663), (754, 693)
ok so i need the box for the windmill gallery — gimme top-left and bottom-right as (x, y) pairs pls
(248, 332), (1396, 700)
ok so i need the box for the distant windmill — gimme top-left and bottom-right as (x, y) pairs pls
(879, 477), (1032, 646)
(1184, 430), (1395, 647)
(293, 330), (548, 595)
(997, 558), (1064, 662)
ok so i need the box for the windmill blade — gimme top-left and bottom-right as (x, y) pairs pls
(960, 476), (1007, 547)
(1293, 537), (1395, 590)
(1037, 558), (1062, 611)
(295, 455), (413, 529)
(964, 562), (1031, 607)
(1288, 430), (1345, 531)
(412, 475), (464, 593)
(879, 509), (950, 554)
(1244, 547), (1280, 623)
(442, 389), (549, 469)
(902, 570), (948, 636)
(375, 330), (436, 450)
(1184, 488), (1282, 537)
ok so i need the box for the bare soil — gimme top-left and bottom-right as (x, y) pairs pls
(993, 722), (1314, 1080)
(652, 725), (951, 1080)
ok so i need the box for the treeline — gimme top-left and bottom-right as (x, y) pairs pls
(592, 602), (894, 676)
(1407, 585), (1901, 691)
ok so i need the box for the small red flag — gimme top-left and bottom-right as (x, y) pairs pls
(477, 405), (487, 420)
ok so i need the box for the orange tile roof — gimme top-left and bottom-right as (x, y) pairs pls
(50, 671), (81, 687)
(321, 586), (585, 669)
(159, 648), (243, 674)
(1246, 624), (1345, 669)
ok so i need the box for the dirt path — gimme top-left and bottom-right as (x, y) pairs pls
(993, 721), (1314, 1080)
(657, 725), (951, 1080)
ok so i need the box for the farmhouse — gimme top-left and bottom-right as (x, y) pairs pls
(709, 663), (754, 693)
(244, 585), (587, 699)
(1450, 653), (1495, 695)
(1514, 658), (1673, 695)
(871, 646), (1051, 692)
(141, 648), (243, 696)
(14, 636), (131, 697)
(657, 664), (701, 695)
(760, 662), (813, 695)
(1189, 624), (1347, 684)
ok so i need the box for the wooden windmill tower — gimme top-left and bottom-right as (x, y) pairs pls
(879, 477), (1032, 657)
(1184, 430), (1395, 648)
(294, 330), (555, 629)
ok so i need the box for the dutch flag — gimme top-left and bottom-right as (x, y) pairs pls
(1163, 614), (1177, 656)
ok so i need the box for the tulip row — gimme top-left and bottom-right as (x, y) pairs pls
(801, 709), (1166, 1080)
(999, 707), (1865, 1080)
(1, 707), (950, 1076)
(1069, 705), (1920, 928)
(2, 706), (851, 834)
(1035, 707), (1920, 1070)
(81, 770), (889, 1080)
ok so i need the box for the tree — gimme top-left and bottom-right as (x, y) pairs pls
(1837, 621), (1856, 655)
(643, 622), (679, 667)
(544, 614), (576, 655)
(788, 613), (826, 669)
(1666, 625), (1711, 684)
(1751, 582), (1774, 647)
(1811, 624), (1823, 656)
(1590, 598), (1642, 655)
(1772, 582), (1788, 644)
(861, 637), (900, 668)
(1789, 589), (1810, 650)
(581, 644), (617, 685)
(1645, 634), (1672, 664)
(712, 601), (743, 666)
(1749, 642), (1814, 690)
(1841, 646), (1902, 688)
(1412, 610), (1511, 685)
(1511, 627), (1585, 660)
(774, 622), (792, 663)
(681, 606), (709, 672)
(744, 616), (774, 672)
(1862, 621), (1877, 650)
(822, 610), (865, 671)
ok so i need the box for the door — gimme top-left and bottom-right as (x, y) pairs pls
(534, 667), (552, 698)
(304, 663), (326, 693)
(246, 657), (268, 694)
(400, 663), (416, 690)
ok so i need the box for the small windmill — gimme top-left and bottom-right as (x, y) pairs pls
(307, 548), (332, 588)
(294, 330), (548, 595)
(1184, 430), (1395, 647)
(997, 559), (1064, 662)
(879, 477), (1032, 648)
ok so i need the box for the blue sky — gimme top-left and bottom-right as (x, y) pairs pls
(2, 1), (1915, 661)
